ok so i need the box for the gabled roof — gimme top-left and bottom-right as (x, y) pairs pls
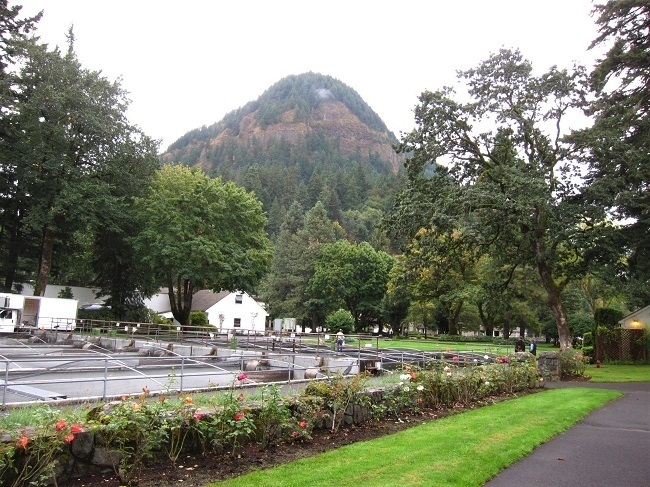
(190, 290), (231, 312)
(155, 288), (230, 314)
(619, 304), (650, 322)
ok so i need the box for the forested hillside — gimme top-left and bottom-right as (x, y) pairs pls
(161, 73), (406, 241)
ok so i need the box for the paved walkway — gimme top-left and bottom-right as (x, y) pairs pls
(484, 381), (650, 487)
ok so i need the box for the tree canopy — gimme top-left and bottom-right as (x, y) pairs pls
(308, 239), (394, 331)
(0, 29), (159, 296)
(132, 165), (271, 328)
(387, 49), (602, 349)
(572, 0), (650, 307)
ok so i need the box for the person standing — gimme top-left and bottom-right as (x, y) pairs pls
(529, 338), (537, 356)
(515, 335), (526, 353)
(336, 329), (345, 353)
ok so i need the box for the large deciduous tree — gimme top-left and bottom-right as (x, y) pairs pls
(572, 0), (650, 307)
(132, 165), (271, 329)
(388, 49), (601, 350)
(308, 239), (394, 331)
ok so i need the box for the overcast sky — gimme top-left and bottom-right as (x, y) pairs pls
(18, 0), (603, 151)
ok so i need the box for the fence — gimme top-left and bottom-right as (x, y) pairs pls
(595, 328), (648, 362)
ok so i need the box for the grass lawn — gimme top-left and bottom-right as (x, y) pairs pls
(354, 338), (515, 355)
(208, 388), (621, 487)
(587, 364), (650, 382)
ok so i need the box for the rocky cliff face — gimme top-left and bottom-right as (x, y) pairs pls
(163, 99), (403, 174)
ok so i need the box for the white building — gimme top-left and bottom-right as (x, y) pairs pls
(145, 289), (268, 334)
(618, 305), (650, 330)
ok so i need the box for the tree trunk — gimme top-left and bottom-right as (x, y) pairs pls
(168, 275), (193, 330)
(477, 302), (494, 337)
(503, 311), (511, 338)
(34, 224), (55, 296)
(536, 260), (572, 350)
(447, 302), (463, 335)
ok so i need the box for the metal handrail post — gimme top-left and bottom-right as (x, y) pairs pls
(2, 359), (8, 407)
(180, 356), (185, 393)
(103, 357), (108, 400)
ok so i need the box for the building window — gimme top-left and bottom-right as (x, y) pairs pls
(234, 318), (241, 328)
(235, 294), (243, 304)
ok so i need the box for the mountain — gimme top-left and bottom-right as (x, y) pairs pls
(161, 73), (406, 241)
(162, 72), (403, 174)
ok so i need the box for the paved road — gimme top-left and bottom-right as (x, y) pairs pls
(484, 381), (650, 487)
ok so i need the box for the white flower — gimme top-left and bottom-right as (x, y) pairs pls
(485, 381), (490, 386)
(473, 358), (478, 363)
(417, 385), (424, 391)
(404, 387), (410, 392)
(444, 366), (450, 372)
(446, 372), (452, 377)
(484, 355), (489, 360)
(399, 374), (411, 381)
(399, 382), (404, 386)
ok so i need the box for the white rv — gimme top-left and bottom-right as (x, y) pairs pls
(0, 293), (78, 332)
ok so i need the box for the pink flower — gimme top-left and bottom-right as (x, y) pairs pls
(292, 431), (298, 437)
(194, 413), (203, 420)
(299, 421), (307, 428)
(63, 434), (75, 443)
(234, 413), (244, 421)
(70, 424), (83, 434)
(237, 373), (248, 381)
(453, 356), (459, 362)
(56, 419), (67, 431)
(17, 436), (28, 448)
(446, 348), (450, 353)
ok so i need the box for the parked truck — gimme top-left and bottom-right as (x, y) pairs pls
(0, 293), (78, 333)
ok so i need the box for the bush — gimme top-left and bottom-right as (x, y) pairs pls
(190, 311), (208, 328)
(594, 307), (624, 329)
(325, 309), (354, 335)
(558, 349), (589, 377)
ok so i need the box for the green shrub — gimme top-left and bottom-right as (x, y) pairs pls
(190, 311), (208, 328)
(558, 349), (589, 377)
(594, 307), (624, 329)
(325, 309), (354, 334)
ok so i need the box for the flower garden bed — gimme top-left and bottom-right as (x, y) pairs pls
(1, 355), (542, 486)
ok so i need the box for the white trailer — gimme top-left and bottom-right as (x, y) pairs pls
(0, 293), (78, 332)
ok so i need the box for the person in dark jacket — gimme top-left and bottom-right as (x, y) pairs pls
(529, 338), (537, 356)
(515, 336), (526, 352)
